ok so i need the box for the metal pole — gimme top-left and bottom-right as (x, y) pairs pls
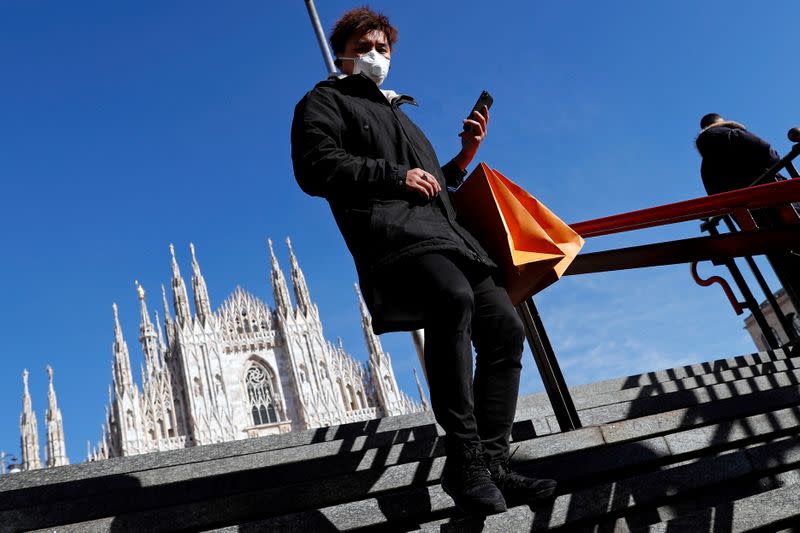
(304, 0), (337, 78)
(517, 298), (581, 431)
(704, 219), (781, 349)
(411, 329), (427, 383)
(720, 216), (798, 342)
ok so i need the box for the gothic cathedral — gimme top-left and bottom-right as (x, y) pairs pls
(19, 239), (424, 468)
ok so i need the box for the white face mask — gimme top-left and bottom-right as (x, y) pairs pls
(341, 50), (390, 86)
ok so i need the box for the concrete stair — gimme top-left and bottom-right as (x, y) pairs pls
(1, 344), (799, 532)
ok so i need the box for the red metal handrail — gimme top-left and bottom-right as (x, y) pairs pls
(569, 178), (800, 238)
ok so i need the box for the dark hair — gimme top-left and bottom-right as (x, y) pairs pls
(700, 113), (724, 129)
(329, 6), (398, 56)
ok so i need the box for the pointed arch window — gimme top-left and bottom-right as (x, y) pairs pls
(245, 363), (278, 426)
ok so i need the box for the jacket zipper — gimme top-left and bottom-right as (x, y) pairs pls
(388, 102), (489, 265)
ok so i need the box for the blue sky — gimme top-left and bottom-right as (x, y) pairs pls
(1, 1), (797, 466)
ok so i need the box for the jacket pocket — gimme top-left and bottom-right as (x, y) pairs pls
(369, 199), (412, 244)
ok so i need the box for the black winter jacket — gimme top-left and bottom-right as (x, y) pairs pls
(291, 74), (495, 333)
(696, 121), (781, 196)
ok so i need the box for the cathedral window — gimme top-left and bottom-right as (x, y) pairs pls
(245, 364), (278, 426)
(166, 409), (175, 437)
(346, 384), (357, 410)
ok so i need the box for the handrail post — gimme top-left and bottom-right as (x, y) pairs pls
(719, 216), (798, 343)
(516, 298), (581, 431)
(781, 127), (799, 178)
(701, 218), (781, 349)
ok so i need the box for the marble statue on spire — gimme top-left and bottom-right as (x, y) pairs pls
(45, 365), (69, 467)
(19, 369), (43, 470)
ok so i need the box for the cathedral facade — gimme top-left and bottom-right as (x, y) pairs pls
(19, 239), (424, 469)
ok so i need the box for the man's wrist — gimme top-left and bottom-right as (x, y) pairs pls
(453, 150), (472, 172)
(393, 163), (410, 192)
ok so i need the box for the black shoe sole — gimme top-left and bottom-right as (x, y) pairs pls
(451, 496), (507, 516)
(441, 483), (507, 516)
(502, 480), (558, 507)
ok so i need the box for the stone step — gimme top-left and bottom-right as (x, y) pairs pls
(646, 470), (800, 532)
(514, 346), (800, 425)
(516, 345), (799, 412)
(513, 364), (800, 444)
(412, 431), (800, 531)
(205, 410), (800, 532)
(4, 346), (793, 499)
(592, 466), (800, 531)
(8, 353), (795, 517)
(557, 366), (800, 430)
(0, 410), (437, 494)
(7, 373), (800, 530)
(5, 348), (799, 532)
(28, 397), (800, 533)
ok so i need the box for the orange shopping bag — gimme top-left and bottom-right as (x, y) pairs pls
(453, 163), (584, 305)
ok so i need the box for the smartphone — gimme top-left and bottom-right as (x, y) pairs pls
(465, 90), (494, 132)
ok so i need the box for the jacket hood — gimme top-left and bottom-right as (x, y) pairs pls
(316, 73), (415, 105)
(695, 120), (747, 153)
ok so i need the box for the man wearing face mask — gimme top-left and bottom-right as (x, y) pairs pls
(291, 7), (557, 515)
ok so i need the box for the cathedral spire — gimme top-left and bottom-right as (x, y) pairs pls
(112, 303), (135, 394)
(101, 423), (109, 457)
(356, 284), (404, 416)
(286, 237), (313, 316)
(45, 365), (69, 467)
(136, 281), (159, 375)
(154, 310), (167, 367)
(19, 368), (43, 470)
(189, 243), (212, 324)
(355, 284), (384, 362)
(268, 238), (292, 314)
(169, 243), (192, 325)
(160, 283), (173, 343)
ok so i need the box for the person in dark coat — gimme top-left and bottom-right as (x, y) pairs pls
(291, 7), (556, 514)
(696, 113), (800, 314)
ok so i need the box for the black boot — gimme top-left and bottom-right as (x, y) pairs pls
(441, 440), (507, 515)
(488, 458), (557, 506)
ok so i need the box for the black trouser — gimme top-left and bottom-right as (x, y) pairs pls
(378, 252), (525, 461)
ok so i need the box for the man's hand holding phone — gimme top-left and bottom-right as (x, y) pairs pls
(455, 90), (493, 172)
